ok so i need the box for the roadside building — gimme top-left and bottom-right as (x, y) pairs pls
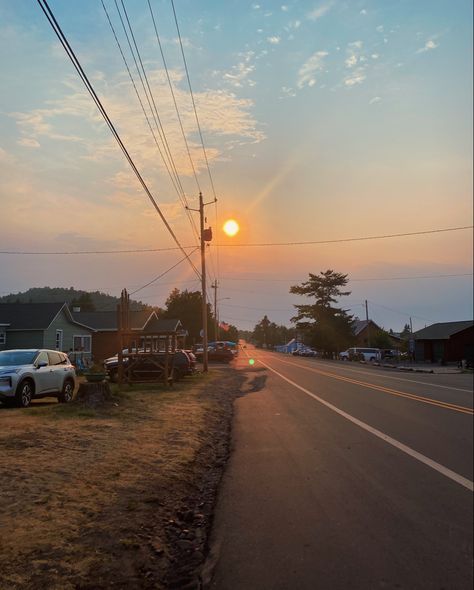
(72, 309), (185, 361)
(352, 319), (400, 348)
(0, 302), (94, 362)
(413, 321), (473, 364)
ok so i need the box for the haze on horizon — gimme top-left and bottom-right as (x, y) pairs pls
(0, 0), (472, 333)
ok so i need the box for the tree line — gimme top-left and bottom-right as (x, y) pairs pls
(249, 270), (409, 354)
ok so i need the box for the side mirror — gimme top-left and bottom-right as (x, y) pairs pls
(36, 361), (48, 369)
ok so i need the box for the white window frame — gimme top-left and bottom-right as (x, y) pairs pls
(73, 334), (91, 353)
(55, 329), (63, 350)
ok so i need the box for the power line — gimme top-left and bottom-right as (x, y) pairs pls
(101, 0), (198, 245)
(130, 248), (198, 295)
(216, 225), (474, 247)
(170, 0), (218, 202)
(220, 272), (474, 283)
(147, 0), (201, 195)
(3, 225), (471, 255)
(36, 0), (200, 280)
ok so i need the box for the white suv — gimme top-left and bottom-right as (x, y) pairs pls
(339, 347), (381, 362)
(0, 349), (76, 408)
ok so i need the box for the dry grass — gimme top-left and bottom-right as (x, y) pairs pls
(0, 370), (243, 589)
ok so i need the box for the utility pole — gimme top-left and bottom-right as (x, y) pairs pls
(365, 299), (371, 347)
(211, 280), (218, 341)
(187, 192), (215, 372)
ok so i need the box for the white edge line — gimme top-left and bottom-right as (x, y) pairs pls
(259, 359), (474, 493)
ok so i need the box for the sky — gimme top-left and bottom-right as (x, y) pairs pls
(0, 0), (472, 334)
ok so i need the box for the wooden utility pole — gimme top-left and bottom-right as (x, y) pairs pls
(212, 279), (218, 341)
(365, 299), (371, 347)
(188, 192), (215, 372)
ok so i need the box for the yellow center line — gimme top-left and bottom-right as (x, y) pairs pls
(260, 354), (474, 416)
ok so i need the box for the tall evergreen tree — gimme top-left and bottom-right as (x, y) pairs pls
(290, 270), (354, 354)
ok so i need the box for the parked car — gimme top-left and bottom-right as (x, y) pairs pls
(104, 350), (193, 383)
(194, 344), (234, 363)
(0, 349), (76, 408)
(380, 349), (400, 361)
(339, 347), (381, 362)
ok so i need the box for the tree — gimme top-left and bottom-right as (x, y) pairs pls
(252, 316), (293, 349)
(290, 270), (354, 354)
(160, 289), (213, 344)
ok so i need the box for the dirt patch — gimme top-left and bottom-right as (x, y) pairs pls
(0, 368), (250, 589)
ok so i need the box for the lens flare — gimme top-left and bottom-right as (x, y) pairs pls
(249, 358), (255, 366)
(223, 219), (239, 237)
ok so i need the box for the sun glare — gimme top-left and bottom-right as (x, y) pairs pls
(223, 219), (240, 237)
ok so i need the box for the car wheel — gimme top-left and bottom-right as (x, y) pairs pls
(58, 379), (74, 403)
(16, 379), (34, 408)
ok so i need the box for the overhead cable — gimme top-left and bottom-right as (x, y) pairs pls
(3, 225), (471, 255)
(170, 0), (218, 202)
(130, 248), (198, 295)
(36, 0), (200, 279)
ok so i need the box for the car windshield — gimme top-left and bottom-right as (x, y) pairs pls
(0, 350), (37, 366)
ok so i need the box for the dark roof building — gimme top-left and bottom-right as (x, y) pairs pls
(414, 321), (473, 364)
(0, 302), (93, 353)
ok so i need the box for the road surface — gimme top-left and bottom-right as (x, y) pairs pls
(205, 347), (473, 590)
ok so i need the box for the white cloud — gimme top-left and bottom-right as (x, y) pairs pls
(369, 96), (382, 104)
(281, 5), (289, 11)
(267, 36), (281, 44)
(297, 51), (328, 88)
(308, 2), (334, 21)
(17, 137), (41, 148)
(345, 41), (363, 69)
(371, 53), (379, 59)
(252, 4), (261, 9)
(345, 55), (357, 68)
(344, 68), (366, 86)
(417, 39), (439, 53)
(376, 25), (384, 33)
(360, 9), (367, 15)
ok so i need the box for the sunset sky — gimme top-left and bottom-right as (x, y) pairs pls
(1, 0), (472, 332)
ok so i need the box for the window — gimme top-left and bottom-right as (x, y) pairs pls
(35, 351), (49, 366)
(48, 351), (64, 366)
(55, 330), (63, 350)
(73, 335), (91, 353)
(0, 331), (6, 346)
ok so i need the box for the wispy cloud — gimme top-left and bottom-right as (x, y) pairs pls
(297, 51), (328, 88)
(267, 36), (281, 44)
(416, 38), (439, 53)
(369, 96), (382, 104)
(17, 137), (41, 148)
(344, 67), (366, 87)
(308, 1), (334, 21)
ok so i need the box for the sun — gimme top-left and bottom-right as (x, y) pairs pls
(223, 219), (240, 237)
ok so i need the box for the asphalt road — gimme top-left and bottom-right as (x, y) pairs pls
(205, 347), (473, 590)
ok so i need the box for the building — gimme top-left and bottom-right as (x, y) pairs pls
(414, 321), (473, 364)
(352, 319), (400, 348)
(72, 310), (185, 361)
(0, 302), (94, 360)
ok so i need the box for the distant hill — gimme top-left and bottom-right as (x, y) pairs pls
(0, 287), (150, 312)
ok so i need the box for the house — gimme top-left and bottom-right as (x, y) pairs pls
(414, 321), (473, 364)
(72, 310), (185, 361)
(352, 319), (400, 348)
(0, 302), (94, 360)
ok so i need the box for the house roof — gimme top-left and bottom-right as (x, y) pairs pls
(414, 321), (473, 340)
(352, 319), (381, 336)
(0, 302), (71, 330)
(72, 310), (182, 333)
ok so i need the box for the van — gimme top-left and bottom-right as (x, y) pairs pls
(339, 347), (380, 362)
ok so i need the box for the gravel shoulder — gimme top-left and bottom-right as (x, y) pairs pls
(0, 368), (249, 590)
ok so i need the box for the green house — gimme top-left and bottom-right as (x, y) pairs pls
(0, 302), (94, 360)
